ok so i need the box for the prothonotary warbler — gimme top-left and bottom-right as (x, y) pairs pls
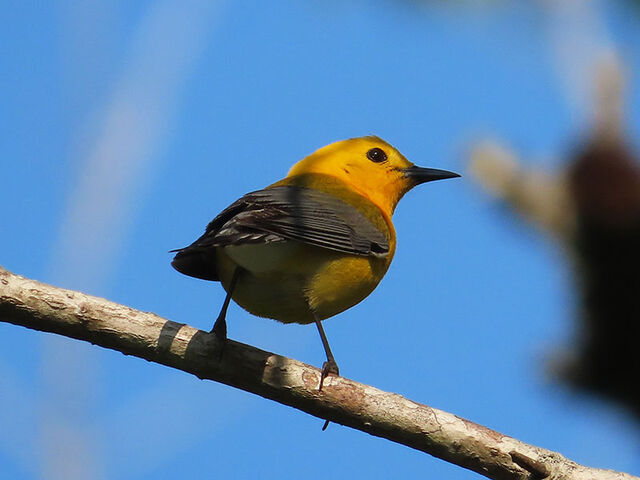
(172, 136), (459, 387)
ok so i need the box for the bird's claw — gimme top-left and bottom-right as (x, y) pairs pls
(319, 360), (339, 431)
(210, 316), (227, 361)
(319, 359), (339, 390)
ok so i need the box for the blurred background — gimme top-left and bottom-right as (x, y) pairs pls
(2, 1), (640, 479)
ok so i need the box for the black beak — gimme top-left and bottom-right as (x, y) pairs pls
(403, 166), (460, 185)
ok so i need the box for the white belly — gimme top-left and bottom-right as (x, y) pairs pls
(223, 241), (300, 274)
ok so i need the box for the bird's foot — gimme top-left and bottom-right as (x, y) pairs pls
(319, 360), (339, 431)
(210, 316), (227, 339)
(210, 316), (227, 361)
(319, 359), (339, 391)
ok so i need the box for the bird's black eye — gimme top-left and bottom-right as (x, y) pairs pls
(366, 147), (387, 163)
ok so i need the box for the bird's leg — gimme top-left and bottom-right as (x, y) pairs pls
(211, 267), (241, 340)
(314, 311), (339, 431)
(313, 311), (340, 390)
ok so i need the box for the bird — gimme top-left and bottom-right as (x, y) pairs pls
(171, 136), (459, 389)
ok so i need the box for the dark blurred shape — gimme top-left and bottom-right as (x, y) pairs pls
(470, 56), (640, 420)
(562, 137), (640, 417)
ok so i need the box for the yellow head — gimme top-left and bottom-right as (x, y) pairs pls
(287, 136), (459, 215)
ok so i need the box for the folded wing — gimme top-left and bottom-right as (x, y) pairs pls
(171, 185), (390, 280)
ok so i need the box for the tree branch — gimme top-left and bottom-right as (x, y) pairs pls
(0, 266), (635, 480)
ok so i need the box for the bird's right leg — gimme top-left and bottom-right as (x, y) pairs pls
(211, 267), (241, 339)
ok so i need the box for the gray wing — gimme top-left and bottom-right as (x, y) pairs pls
(171, 185), (390, 280)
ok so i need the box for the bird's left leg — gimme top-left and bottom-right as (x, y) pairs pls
(313, 311), (339, 430)
(313, 311), (340, 390)
(211, 267), (241, 339)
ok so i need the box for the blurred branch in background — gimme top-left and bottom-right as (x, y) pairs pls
(0, 266), (637, 480)
(37, 2), (219, 479)
(469, 55), (640, 420)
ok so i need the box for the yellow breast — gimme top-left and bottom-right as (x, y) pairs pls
(217, 240), (390, 324)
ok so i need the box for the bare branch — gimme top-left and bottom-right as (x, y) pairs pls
(469, 141), (576, 240)
(0, 265), (635, 480)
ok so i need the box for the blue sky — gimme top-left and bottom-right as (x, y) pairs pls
(2, 1), (640, 479)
